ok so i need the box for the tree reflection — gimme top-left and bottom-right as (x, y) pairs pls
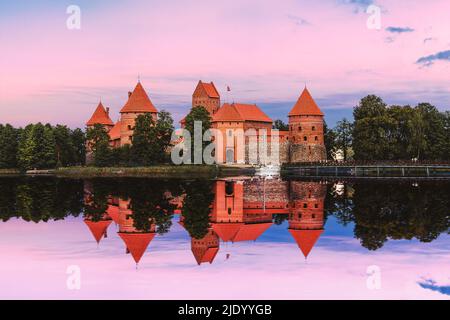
(0, 177), (83, 222)
(329, 180), (450, 250)
(180, 180), (214, 239)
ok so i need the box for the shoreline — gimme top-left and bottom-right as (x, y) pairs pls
(1, 164), (449, 178)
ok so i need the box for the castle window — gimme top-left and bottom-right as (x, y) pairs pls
(225, 181), (234, 195)
(312, 126), (316, 131)
(128, 125), (132, 130)
(315, 204), (318, 208)
(303, 203), (307, 208)
(303, 136), (307, 141)
(298, 213), (302, 219)
(315, 136), (318, 141)
(298, 126), (302, 131)
(228, 208), (232, 215)
(312, 214), (316, 219)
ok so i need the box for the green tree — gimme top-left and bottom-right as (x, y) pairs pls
(184, 106), (212, 164)
(71, 128), (86, 165)
(53, 125), (75, 167)
(323, 120), (336, 160)
(130, 113), (157, 166)
(17, 123), (56, 170)
(154, 110), (174, 163)
(86, 124), (112, 167)
(334, 118), (353, 161)
(352, 95), (392, 160)
(0, 124), (19, 168)
(273, 119), (289, 131)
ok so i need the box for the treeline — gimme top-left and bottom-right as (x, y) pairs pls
(327, 180), (450, 250)
(326, 95), (450, 161)
(0, 123), (85, 170)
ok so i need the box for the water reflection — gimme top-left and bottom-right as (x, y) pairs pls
(0, 177), (448, 266)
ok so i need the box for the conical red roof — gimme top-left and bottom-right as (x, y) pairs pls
(84, 219), (112, 243)
(86, 102), (114, 126)
(118, 232), (156, 263)
(232, 223), (272, 242)
(288, 229), (323, 258)
(289, 88), (323, 116)
(212, 223), (243, 242)
(120, 82), (158, 113)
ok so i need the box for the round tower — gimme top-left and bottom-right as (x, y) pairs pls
(288, 181), (326, 258)
(288, 87), (326, 162)
(119, 81), (158, 146)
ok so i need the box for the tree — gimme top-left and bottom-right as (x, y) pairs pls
(184, 106), (212, 164)
(86, 124), (112, 167)
(17, 123), (56, 170)
(53, 125), (75, 167)
(352, 95), (392, 160)
(334, 118), (353, 161)
(130, 113), (157, 166)
(273, 119), (289, 131)
(71, 128), (86, 166)
(0, 124), (19, 168)
(323, 120), (337, 160)
(154, 110), (174, 163)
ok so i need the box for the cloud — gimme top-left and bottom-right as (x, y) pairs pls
(385, 26), (414, 33)
(287, 14), (310, 26)
(418, 279), (450, 296)
(416, 50), (450, 67)
(338, 0), (376, 14)
(423, 37), (436, 44)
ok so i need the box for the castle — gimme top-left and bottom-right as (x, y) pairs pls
(86, 80), (326, 164)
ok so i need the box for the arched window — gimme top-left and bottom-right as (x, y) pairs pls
(298, 126), (302, 131)
(312, 126), (316, 131)
(303, 136), (307, 141)
(315, 136), (318, 141)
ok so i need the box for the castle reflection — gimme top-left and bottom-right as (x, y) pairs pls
(1, 177), (448, 267)
(83, 178), (328, 265)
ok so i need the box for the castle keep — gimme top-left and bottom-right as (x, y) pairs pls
(86, 80), (327, 164)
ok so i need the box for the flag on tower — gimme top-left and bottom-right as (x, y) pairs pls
(227, 86), (231, 92)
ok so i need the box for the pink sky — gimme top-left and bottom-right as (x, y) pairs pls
(1, 0), (449, 128)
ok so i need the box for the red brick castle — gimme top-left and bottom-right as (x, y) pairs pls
(86, 80), (327, 164)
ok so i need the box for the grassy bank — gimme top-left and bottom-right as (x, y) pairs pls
(55, 165), (220, 178)
(0, 168), (21, 176)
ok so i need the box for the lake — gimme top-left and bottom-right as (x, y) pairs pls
(0, 176), (449, 299)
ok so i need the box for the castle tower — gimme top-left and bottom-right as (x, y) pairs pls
(119, 81), (158, 146)
(211, 180), (244, 242)
(288, 87), (326, 162)
(288, 181), (326, 258)
(117, 199), (156, 264)
(191, 228), (220, 265)
(85, 101), (115, 163)
(180, 80), (221, 127)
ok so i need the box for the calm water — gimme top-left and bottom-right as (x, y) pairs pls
(0, 176), (449, 299)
